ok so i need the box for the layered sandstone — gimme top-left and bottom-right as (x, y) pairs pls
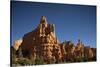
(19, 16), (62, 63)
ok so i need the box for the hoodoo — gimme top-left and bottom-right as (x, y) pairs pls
(20, 16), (62, 63)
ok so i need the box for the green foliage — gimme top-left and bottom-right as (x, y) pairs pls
(12, 57), (36, 66)
(74, 57), (84, 62)
(12, 55), (96, 66)
(35, 56), (44, 65)
(16, 58), (32, 66)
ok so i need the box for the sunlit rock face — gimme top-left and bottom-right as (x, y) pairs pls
(20, 16), (62, 63)
(84, 46), (94, 58)
(13, 39), (23, 51)
(74, 39), (85, 58)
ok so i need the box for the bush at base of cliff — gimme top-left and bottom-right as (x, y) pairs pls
(12, 57), (34, 66)
(35, 56), (44, 65)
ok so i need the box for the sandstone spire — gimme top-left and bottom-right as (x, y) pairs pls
(39, 16), (48, 37)
(40, 16), (48, 24)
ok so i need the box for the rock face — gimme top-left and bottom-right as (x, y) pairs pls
(74, 39), (85, 58)
(13, 39), (23, 50)
(20, 16), (62, 63)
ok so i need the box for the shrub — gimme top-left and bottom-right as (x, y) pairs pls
(35, 56), (44, 65)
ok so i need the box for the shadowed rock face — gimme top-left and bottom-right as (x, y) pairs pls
(19, 16), (62, 63)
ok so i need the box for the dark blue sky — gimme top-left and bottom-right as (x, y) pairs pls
(11, 1), (96, 48)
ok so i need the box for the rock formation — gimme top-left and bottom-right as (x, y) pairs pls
(13, 39), (23, 51)
(18, 16), (62, 63)
(75, 39), (85, 58)
(12, 16), (96, 65)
